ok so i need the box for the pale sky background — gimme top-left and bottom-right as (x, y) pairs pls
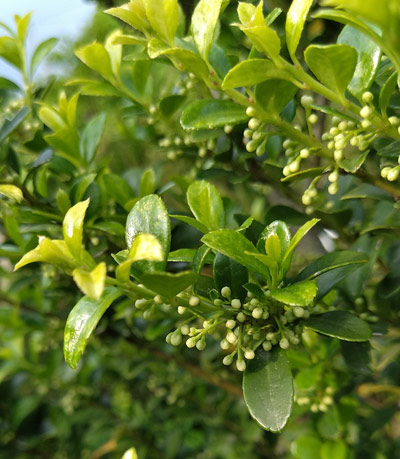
(0, 0), (97, 84)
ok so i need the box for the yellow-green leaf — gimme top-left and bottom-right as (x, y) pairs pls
(75, 42), (114, 82)
(73, 262), (107, 300)
(105, 1), (150, 34)
(63, 199), (90, 260)
(0, 184), (23, 203)
(286, 0), (313, 59)
(144, 0), (179, 45)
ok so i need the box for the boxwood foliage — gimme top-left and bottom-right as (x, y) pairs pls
(1, 1), (400, 457)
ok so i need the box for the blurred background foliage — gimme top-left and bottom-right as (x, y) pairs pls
(0, 1), (399, 458)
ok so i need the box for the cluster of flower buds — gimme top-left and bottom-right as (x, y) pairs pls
(244, 106), (268, 156)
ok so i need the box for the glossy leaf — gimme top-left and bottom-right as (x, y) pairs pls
(213, 253), (248, 301)
(255, 80), (298, 116)
(341, 184), (392, 201)
(116, 233), (164, 282)
(186, 180), (224, 231)
(139, 168), (156, 197)
(201, 230), (271, 279)
(305, 311), (371, 341)
(64, 287), (122, 369)
(125, 194), (170, 272)
(79, 112), (106, 163)
(170, 214), (208, 234)
(0, 36), (22, 69)
(192, 0), (225, 60)
(294, 250), (369, 282)
(144, 0), (179, 44)
(140, 271), (196, 298)
(222, 59), (294, 89)
(0, 184), (23, 203)
(193, 244), (212, 275)
(105, 1), (150, 34)
(337, 25), (381, 98)
(282, 219), (319, 268)
(31, 37), (58, 75)
(257, 221), (291, 264)
(243, 347), (293, 432)
(286, 0), (314, 59)
(271, 280), (317, 306)
(181, 100), (248, 130)
(75, 42), (114, 82)
(72, 262), (106, 300)
(304, 44), (357, 96)
(63, 199), (90, 260)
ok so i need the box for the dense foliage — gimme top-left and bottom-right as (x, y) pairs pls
(1, 0), (400, 457)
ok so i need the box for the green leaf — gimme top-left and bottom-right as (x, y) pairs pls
(243, 347), (293, 432)
(201, 230), (271, 279)
(294, 250), (369, 282)
(0, 36), (22, 69)
(320, 440), (348, 459)
(139, 168), (156, 197)
(281, 167), (326, 183)
(170, 214), (209, 234)
(379, 71), (398, 117)
(180, 99), (248, 130)
(140, 271), (196, 298)
(341, 341), (371, 374)
(79, 112), (106, 163)
(304, 44), (358, 96)
(271, 280), (317, 306)
(31, 37), (58, 75)
(144, 0), (179, 44)
(116, 233), (164, 282)
(125, 194), (170, 273)
(0, 106), (30, 143)
(186, 180), (224, 231)
(105, 1), (150, 34)
(257, 221), (291, 264)
(63, 199), (90, 260)
(341, 184), (392, 201)
(338, 149), (369, 173)
(337, 25), (381, 98)
(75, 42), (114, 82)
(286, 0), (314, 59)
(168, 248), (211, 263)
(305, 311), (371, 341)
(213, 253), (248, 301)
(64, 287), (122, 369)
(291, 435), (322, 459)
(0, 184), (23, 203)
(255, 80), (298, 116)
(193, 244), (212, 275)
(0, 77), (20, 90)
(159, 94), (186, 117)
(192, 0), (226, 60)
(222, 59), (295, 89)
(282, 219), (319, 269)
(73, 262), (107, 300)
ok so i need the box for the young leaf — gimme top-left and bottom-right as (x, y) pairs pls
(181, 100), (248, 130)
(63, 199), (90, 260)
(0, 36), (22, 69)
(305, 311), (372, 341)
(31, 38), (58, 76)
(271, 280), (317, 306)
(144, 0), (179, 45)
(186, 180), (225, 231)
(213, 253), (248, 301)
(222, 59), (294, 89)
(243, 347), (293, 432)
(125, 194), (170, 272)
(192, 0), (225, 60)
(286, 0), (314, 59)
(73, 262), (107, 300)
(201, 230), (271, 279)
(140, 271), (197, 298)
(294, 250), (369, 282)
(116, 233), (164, 282)
(257, 221), (291, 264)
(75, 42), (114, 82)
(282, 219), (319, 268)
(337, 25), (381, 98)
(64, 287), (122, 369)
(105, 1), (150, 34)
(0, 184), (23, 203)
(379, 71), (398, 117)
(304, 44), (358, 97)
(255, 80), (298, 116)
(79, 113), (106, 163)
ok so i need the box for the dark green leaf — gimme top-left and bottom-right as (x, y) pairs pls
(181, 99), (248, 130)
(170, 214), (208, 234)
(0, 106), (30, 143)
(294, 250), (369, 282)
(305, 311), (371, 341)
(213, 253), (248, 301)
(341, 184), (392, 201)
(201, 229), (271, 279)
(341, 341), (371, 374)
(80, 112), (106, 163)
(255, 80), (298, 116)
(243, 347), (293, 432)
(379, 71), (398, 116)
